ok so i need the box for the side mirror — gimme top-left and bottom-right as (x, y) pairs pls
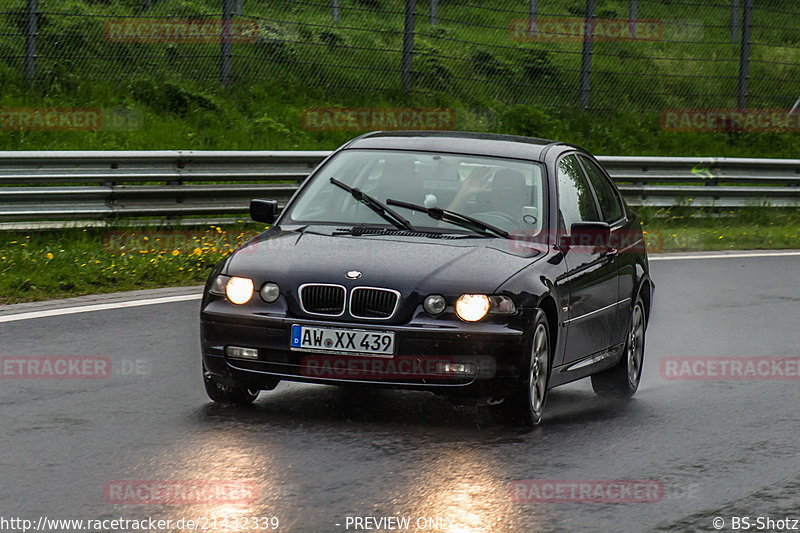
(250, 199), (278, 224)
(566, 221), (612, 252)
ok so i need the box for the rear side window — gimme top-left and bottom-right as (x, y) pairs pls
(579, 156), (624, 223)
(556, 155), (600, 232)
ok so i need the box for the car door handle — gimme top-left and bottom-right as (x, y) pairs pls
(603, 248), (618, 261)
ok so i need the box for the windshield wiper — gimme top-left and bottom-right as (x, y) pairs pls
(386, 198), (510, 239)
(329, 177), (416, 232)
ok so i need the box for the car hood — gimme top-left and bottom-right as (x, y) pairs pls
(225, 226), (543, 295)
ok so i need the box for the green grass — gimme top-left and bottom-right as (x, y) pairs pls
(0, 0), (799, 155)
(1, 211), (798, 304)
(0, 223), (265, 304)
(639, 207), (800, 252)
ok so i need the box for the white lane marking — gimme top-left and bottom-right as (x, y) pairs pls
(0, 294), (202, 323)
(650, 250), (800, 261)
(0, 249), (798, 322)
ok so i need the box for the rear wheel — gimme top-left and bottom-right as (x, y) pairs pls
(203, 368), (260, 406)
(591, 296), (645, 398)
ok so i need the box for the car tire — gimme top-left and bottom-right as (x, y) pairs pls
(591, 296), (646, 398)
(492, 309), (551, 427)
(203, 369), (260, 406)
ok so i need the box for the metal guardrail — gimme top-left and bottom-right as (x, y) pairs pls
(1, 151), (799, 222)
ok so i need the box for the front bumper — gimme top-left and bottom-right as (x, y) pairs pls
(201, 301), (529, 397)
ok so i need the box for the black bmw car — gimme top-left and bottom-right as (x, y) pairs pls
(200, 131), (654, 426)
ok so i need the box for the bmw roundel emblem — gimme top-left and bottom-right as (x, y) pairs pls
(346, 270), (362, 280)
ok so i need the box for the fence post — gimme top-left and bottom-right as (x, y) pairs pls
(579, 0), (596, 110)
(737, 0), (752, 108)
(220, 0), (233, 86)
(430, 0), (438, 26)
(528, 0), (538, 37)
(332, 0), (340, 22)
(402, 0), (415, 91)
(730, 0), (739, 42)
(24, 0), (37, 80)
(628, 0), (637, 38)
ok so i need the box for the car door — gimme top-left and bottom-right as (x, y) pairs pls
(577, 155), (629, 348)
(556, 154), (619, 365)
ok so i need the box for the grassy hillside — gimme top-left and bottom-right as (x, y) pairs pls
(1, 0), (799, 155)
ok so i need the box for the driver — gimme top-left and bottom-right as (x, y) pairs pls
(447, 167), (529, 221)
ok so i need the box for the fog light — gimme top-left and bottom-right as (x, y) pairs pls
(437, 362), (477, 375)
(260, 282), (280, 303)
(226, 276), (254, 305)
(225, 346), (259, 359)
(455, 294), (490, 322)
(423, 294), (446, 315)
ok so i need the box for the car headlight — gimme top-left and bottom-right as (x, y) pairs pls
(488, 295), (516, 315)
(260, 282), (280, 303)
(455, 294), (490, 322)
(225, 276), (254, 305)
(209, 274), (230, 296)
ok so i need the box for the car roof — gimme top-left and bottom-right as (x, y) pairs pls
(343, 131), (570, 161)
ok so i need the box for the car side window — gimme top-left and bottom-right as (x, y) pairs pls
(557, 155), (600, 233)
(579, 156), (624, 224)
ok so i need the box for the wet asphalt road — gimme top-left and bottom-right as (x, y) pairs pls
(1, 252), (800, 533)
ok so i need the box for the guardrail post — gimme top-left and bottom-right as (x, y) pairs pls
(220, 0), (233, 86)
(402, 0), (416, 91)
(579, 0), (596, 110)
(24, 0), (37, 80)
(737, 0), (752, 108)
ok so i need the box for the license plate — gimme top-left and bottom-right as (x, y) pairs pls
(290, 325), (395, 356)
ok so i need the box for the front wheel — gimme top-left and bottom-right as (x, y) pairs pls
(492, 309), (551, 426)
(591, 296), (646, 398)
(203, 369), (260, 406)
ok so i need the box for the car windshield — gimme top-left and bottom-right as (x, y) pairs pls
(283, 149), (546, 236)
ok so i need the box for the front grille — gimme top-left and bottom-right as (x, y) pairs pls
(350, 287), (400, 319)
(299, 284), (346, 315)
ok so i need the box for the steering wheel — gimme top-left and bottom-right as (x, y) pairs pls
(470, 211), (521, 232)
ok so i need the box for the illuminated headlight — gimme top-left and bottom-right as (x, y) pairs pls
(488, 295), (516, 315)
(455, 294), (490, 322)
(225, 276), (254, 305)
(260, 282), (280, 303)
(423, 294), (446, 315)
